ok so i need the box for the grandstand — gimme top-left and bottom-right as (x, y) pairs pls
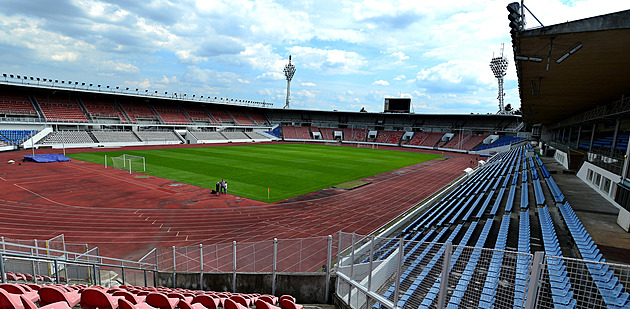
(1, 6), (629, 309)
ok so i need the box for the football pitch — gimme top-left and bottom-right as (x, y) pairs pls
(67, 143), (442, 202)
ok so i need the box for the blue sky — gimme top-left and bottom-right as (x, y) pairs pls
(0, 0), (625, 113)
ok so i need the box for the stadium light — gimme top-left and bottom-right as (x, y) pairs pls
(507, 2), (523, 35)
(2, 73), (6, 81)
(283, 55), (296, 109)
(556, 43), (583, 63)
(136, 88), (139, 93)
(490, 45), (509, 114)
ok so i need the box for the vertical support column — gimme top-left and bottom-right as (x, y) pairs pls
(96, 247), (101, 286)
(336, 231), (342, 294)
(54, 260), (60, 284)
(347, 233), (356, 304)
(575, 125), (582, 149)
(143, 270), (147, 287)
(325, 235), (332, 303)
(437, 243), (452, 309)
(392, 238), (404, 308)
(272, 238), (278, 296)
(154, 248), (158, 287)
(199, 244), (204, 291)
(589, 122), (596, 152)
(34, 239), (40, 279)
(1, 236), (5, 251)
(92, 264), (97, 286)
(121, 262), (126, 285)
(232, 241), (237, 293)
(31, 248), (36, 283)
(524, 252), (545, 309)
(622, 137), (630, 181)
(0, 253), (5, 283)
(172, 246), (176, 288)
(568, 127), (573, 146)
(365, 235), (375, 309)
(611, 119), (621, 157)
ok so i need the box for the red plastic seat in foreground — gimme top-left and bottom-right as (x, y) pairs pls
(81, 288), (123, 309)
(257, 296), (277, 306)
(118, 299), (159, 309)
(145, 293), (179, 309)
(20, 295), (70, 309)
(191, 295), (220, 309)
(0, 289), (24, 309)
(229, 295), (250, 308)
(177, 300), (205, 309)
(224, 299), (248, 309)
(0, 284), (40, 303)
(279, 299), (303, 309)
(38, 286), (80, 307)
(255, 299), (281, 309)
(112, 291), (146, 305)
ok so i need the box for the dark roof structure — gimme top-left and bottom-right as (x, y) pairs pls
(512, 9), (630, 125)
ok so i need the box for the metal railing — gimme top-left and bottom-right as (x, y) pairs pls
(334, 235), (630, 309)
(0, 236), (157, 287)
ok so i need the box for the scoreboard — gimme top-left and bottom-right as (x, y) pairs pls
(384, 98), (411, 113)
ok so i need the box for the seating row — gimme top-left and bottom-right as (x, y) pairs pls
(513, 211), (531, 308)
(538, 207), (577, 308)
(478, 214), (511, 308)
(0, 283), (304, 309)
(558, 202), (630, 308)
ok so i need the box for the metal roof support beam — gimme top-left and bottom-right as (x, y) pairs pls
(549, 95), (630, 129)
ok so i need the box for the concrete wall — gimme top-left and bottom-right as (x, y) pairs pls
(158, 272), (334, 303)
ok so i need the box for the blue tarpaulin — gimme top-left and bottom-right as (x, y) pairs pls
(23, 154), (71, 163)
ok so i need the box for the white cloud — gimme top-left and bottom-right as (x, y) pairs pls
(256, 72), (284, 81)
(372, 80), (390, 86)
(289, 46), (366, 74)
(101, 60), (139, 73)
(390, 51), (409, 62)
(394, 74), (406, 81)
(301, 82), (316, 87)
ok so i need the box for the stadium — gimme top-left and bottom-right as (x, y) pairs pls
(0, 2), (629, 309)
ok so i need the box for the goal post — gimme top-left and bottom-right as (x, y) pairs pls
(111, 154), (146, 174)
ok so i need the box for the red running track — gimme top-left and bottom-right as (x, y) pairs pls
(0, 143), (475, 260)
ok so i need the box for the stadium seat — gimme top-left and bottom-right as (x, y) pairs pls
(118, 299), (158, 309)
(38, 286), (80, 307)
(20, 295), (70, 309)
(224, 299), (247, 309)
(278, 299), (302, 309)
(80, 288), (124, 309)
(0, 284), (39, 303)
(192, 295), (221, 309)
(145, 293), (179, 309)
(255, 300), (280, 309)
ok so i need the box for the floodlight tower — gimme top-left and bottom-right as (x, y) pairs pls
(283, 55), (296, 109)
(490, 44), (509, 114)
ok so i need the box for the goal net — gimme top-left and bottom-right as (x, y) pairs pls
(356, 143), (378, 149)
(111, 154), (146, 173)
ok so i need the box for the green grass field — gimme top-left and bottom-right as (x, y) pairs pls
(67, 144), (441, 202)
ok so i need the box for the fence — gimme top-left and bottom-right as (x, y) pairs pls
(0, 235), (157, 287)
(335, 234), (630, 309)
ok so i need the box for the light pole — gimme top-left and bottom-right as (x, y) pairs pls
(283, 55), (296, 109)
(490, 44), (509, 114)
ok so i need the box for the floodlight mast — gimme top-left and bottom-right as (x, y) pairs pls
(490, 44), (509, 114)
(283, 55), (296, 109)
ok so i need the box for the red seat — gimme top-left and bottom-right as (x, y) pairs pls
(118, 299), (159, 309)
(177, 300), (205, 309)
(112, 291), (146, 305)
(81, 288), (123, 309)
(20, 295), (70, 309)
(0, 289), (24, 309)
(38, 286), (80, 307)
(279, 299), (303, 309)
(255, 300), (281, 309)
(166, 293), (193, 304)
(257, 296), (277, 306)
(229, 295), (250, 308)
(0, 284), (39, 303)
(224, 299), (247, 309)
(145, 293), (179, 309)
(192, 295), (220, 309)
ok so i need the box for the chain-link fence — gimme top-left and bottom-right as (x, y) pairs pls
(0, 235), (156, 287)
(159, 233), (347, 274)
(336, 236), (630, 309)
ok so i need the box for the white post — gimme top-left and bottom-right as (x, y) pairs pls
(104, 155), (107, 168)
(128, 159), (132, 174)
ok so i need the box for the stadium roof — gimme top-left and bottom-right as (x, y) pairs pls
(513, 9), (630, 125)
